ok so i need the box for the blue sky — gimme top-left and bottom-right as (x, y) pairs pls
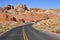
(0, 0), (60, 9)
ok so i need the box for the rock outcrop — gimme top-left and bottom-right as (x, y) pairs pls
(15, 4), (28, 12)
(0, 13), (8, 22)
(4, 5), (14, 10)
(0, 7), (4, 13)
(0, 4), (60, 23)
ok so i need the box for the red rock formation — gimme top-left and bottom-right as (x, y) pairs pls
(0, 13), (17, 22)
(0, 8), (4, 12)
(7, 16), (16, 21)
(0, 4), (60, 23)
(4, 5), (14, 10)
(30, 8), (40, 11)
(29, 8), (44, 12)
(15, 4), (28, 12)
(0, 13), (8, 22)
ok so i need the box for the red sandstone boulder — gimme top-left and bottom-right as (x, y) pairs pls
(7, 16), (16, 21)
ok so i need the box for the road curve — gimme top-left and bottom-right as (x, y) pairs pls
(24, 24), (60, 40)
(0, 24), (60, 40)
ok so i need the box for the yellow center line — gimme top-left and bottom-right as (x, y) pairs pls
(22, 27), (28, 40)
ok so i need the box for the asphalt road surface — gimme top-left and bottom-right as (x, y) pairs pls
(0, 24), (60, 40)
(0, 26), (23, 40)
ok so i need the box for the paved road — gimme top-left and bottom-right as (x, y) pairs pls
(24, 24), (60, 40)
(0, 26), (23, 40)
(0, 24), (60, 40)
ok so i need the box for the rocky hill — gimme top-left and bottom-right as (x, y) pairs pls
(0, 4), (60, 23)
